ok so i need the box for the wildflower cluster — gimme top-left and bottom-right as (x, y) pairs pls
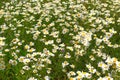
(0, 0), (120, 80)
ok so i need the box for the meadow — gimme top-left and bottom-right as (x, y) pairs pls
(0, 0), (120, 80)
